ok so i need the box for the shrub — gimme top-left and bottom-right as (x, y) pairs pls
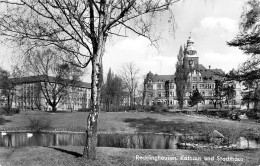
(140, 103), (169, 112)
(11, 108), (20, 114)
(0, 108), (5, 115)
(246, 108), (258, 119)
(102, 105), (131, 112)
(28, 116), (51, 132)
(77, 108), (92, 112)
(1, 107), (20, 115)
(0, 116), (6, 125)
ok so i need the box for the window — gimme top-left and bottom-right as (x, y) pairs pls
(200, 84), (204, 89)
(161, 92), (165, 97)
(157, 84), (161, 89)
(170, 92), (172, 97)
(192, 84), (197, 89)
(157, 92), (161, 97)
(170, 84), (173, 89)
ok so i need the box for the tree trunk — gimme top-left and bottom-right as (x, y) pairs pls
(52, 106), (57, 112)
(83, 35), (105, 159)
(83, 57), (101, 159)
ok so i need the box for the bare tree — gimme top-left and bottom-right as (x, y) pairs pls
(120, 62), (140, 109)
(0, 0), (179, 159)
(24, 48), (83, 112)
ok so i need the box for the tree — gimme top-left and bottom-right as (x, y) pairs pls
(241, 80), (260, 111)
(143, 71), (154, 105)
(175, 45), (189, 110)
(0, 67), (15, 115)
(120, 62), (140, 109)
(226, 0), (260, 82)
(24, 48), (83, 112)
(226, 0), (260, 111)
(0, 0), (179, 159)
(102, 68), (125, 112)
(188, 88), (204, 111)
(224, 84), (236, 108)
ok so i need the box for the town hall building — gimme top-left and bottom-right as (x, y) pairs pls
(143, 36), (243, 109)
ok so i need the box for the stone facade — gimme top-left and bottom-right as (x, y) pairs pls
(143, 36), (243, 108)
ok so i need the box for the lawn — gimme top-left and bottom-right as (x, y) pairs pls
(1, 111), (260, 136)
(0, 111), (260, 165)
(0, 146), (259, 166)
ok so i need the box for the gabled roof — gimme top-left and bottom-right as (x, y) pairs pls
(146, 64), (225, 83)
(10, 75), (91, 88)
(198, 65), (225, 80)
(153, 75), (175, 82)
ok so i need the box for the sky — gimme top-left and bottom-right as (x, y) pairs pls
(103, 0), (248, 81)
(0, 0), (249, 83)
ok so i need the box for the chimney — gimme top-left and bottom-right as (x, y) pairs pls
(209, 65), (211, 69)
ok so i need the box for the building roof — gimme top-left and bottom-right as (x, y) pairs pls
(10, 75), (91, 89)
(198, 65), (224, 81)
(146, 64), (225, 83)
(153, 75), (175, 82)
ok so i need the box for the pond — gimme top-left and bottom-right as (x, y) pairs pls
(0, 132), (259, 149)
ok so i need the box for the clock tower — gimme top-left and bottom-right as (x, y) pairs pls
(185, 35), (199, 70)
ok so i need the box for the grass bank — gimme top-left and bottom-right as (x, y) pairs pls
(0, 146), (259, 166)
(0, 111), (259, 136)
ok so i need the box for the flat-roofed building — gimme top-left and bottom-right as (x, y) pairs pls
(7, 75), (91, 111)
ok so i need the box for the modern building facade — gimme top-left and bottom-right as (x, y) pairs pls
(143, 36), (244, 108)
(4, 75), (91, 111)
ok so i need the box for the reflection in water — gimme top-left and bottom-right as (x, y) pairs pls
(0, 132), (259, 149)
(97, 133), (180, 149)
(236, 137), (260, 149)
(0, 132), (86, 147)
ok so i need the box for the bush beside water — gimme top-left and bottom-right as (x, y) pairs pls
(28, 116), (51, 132)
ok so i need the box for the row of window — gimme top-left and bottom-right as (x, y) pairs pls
(147, 90), (215, 98)
(191, 83), (215, 89)
(150, 83), (216, 90)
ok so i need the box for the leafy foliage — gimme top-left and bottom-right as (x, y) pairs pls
(188, 88), (204, 108)
(226, 0), (260, 83)
(0, 67), (15, 115)
(175, 45), (189, 110)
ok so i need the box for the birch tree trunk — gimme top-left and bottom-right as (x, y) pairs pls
(83, 35), (105, 159)
(82, 56), (100, 159)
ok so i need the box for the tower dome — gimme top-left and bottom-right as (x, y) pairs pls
(186, 36), (197, 55)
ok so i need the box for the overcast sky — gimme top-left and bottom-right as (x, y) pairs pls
(0, 0), (249, 82)
(103, 0), (248, 80)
